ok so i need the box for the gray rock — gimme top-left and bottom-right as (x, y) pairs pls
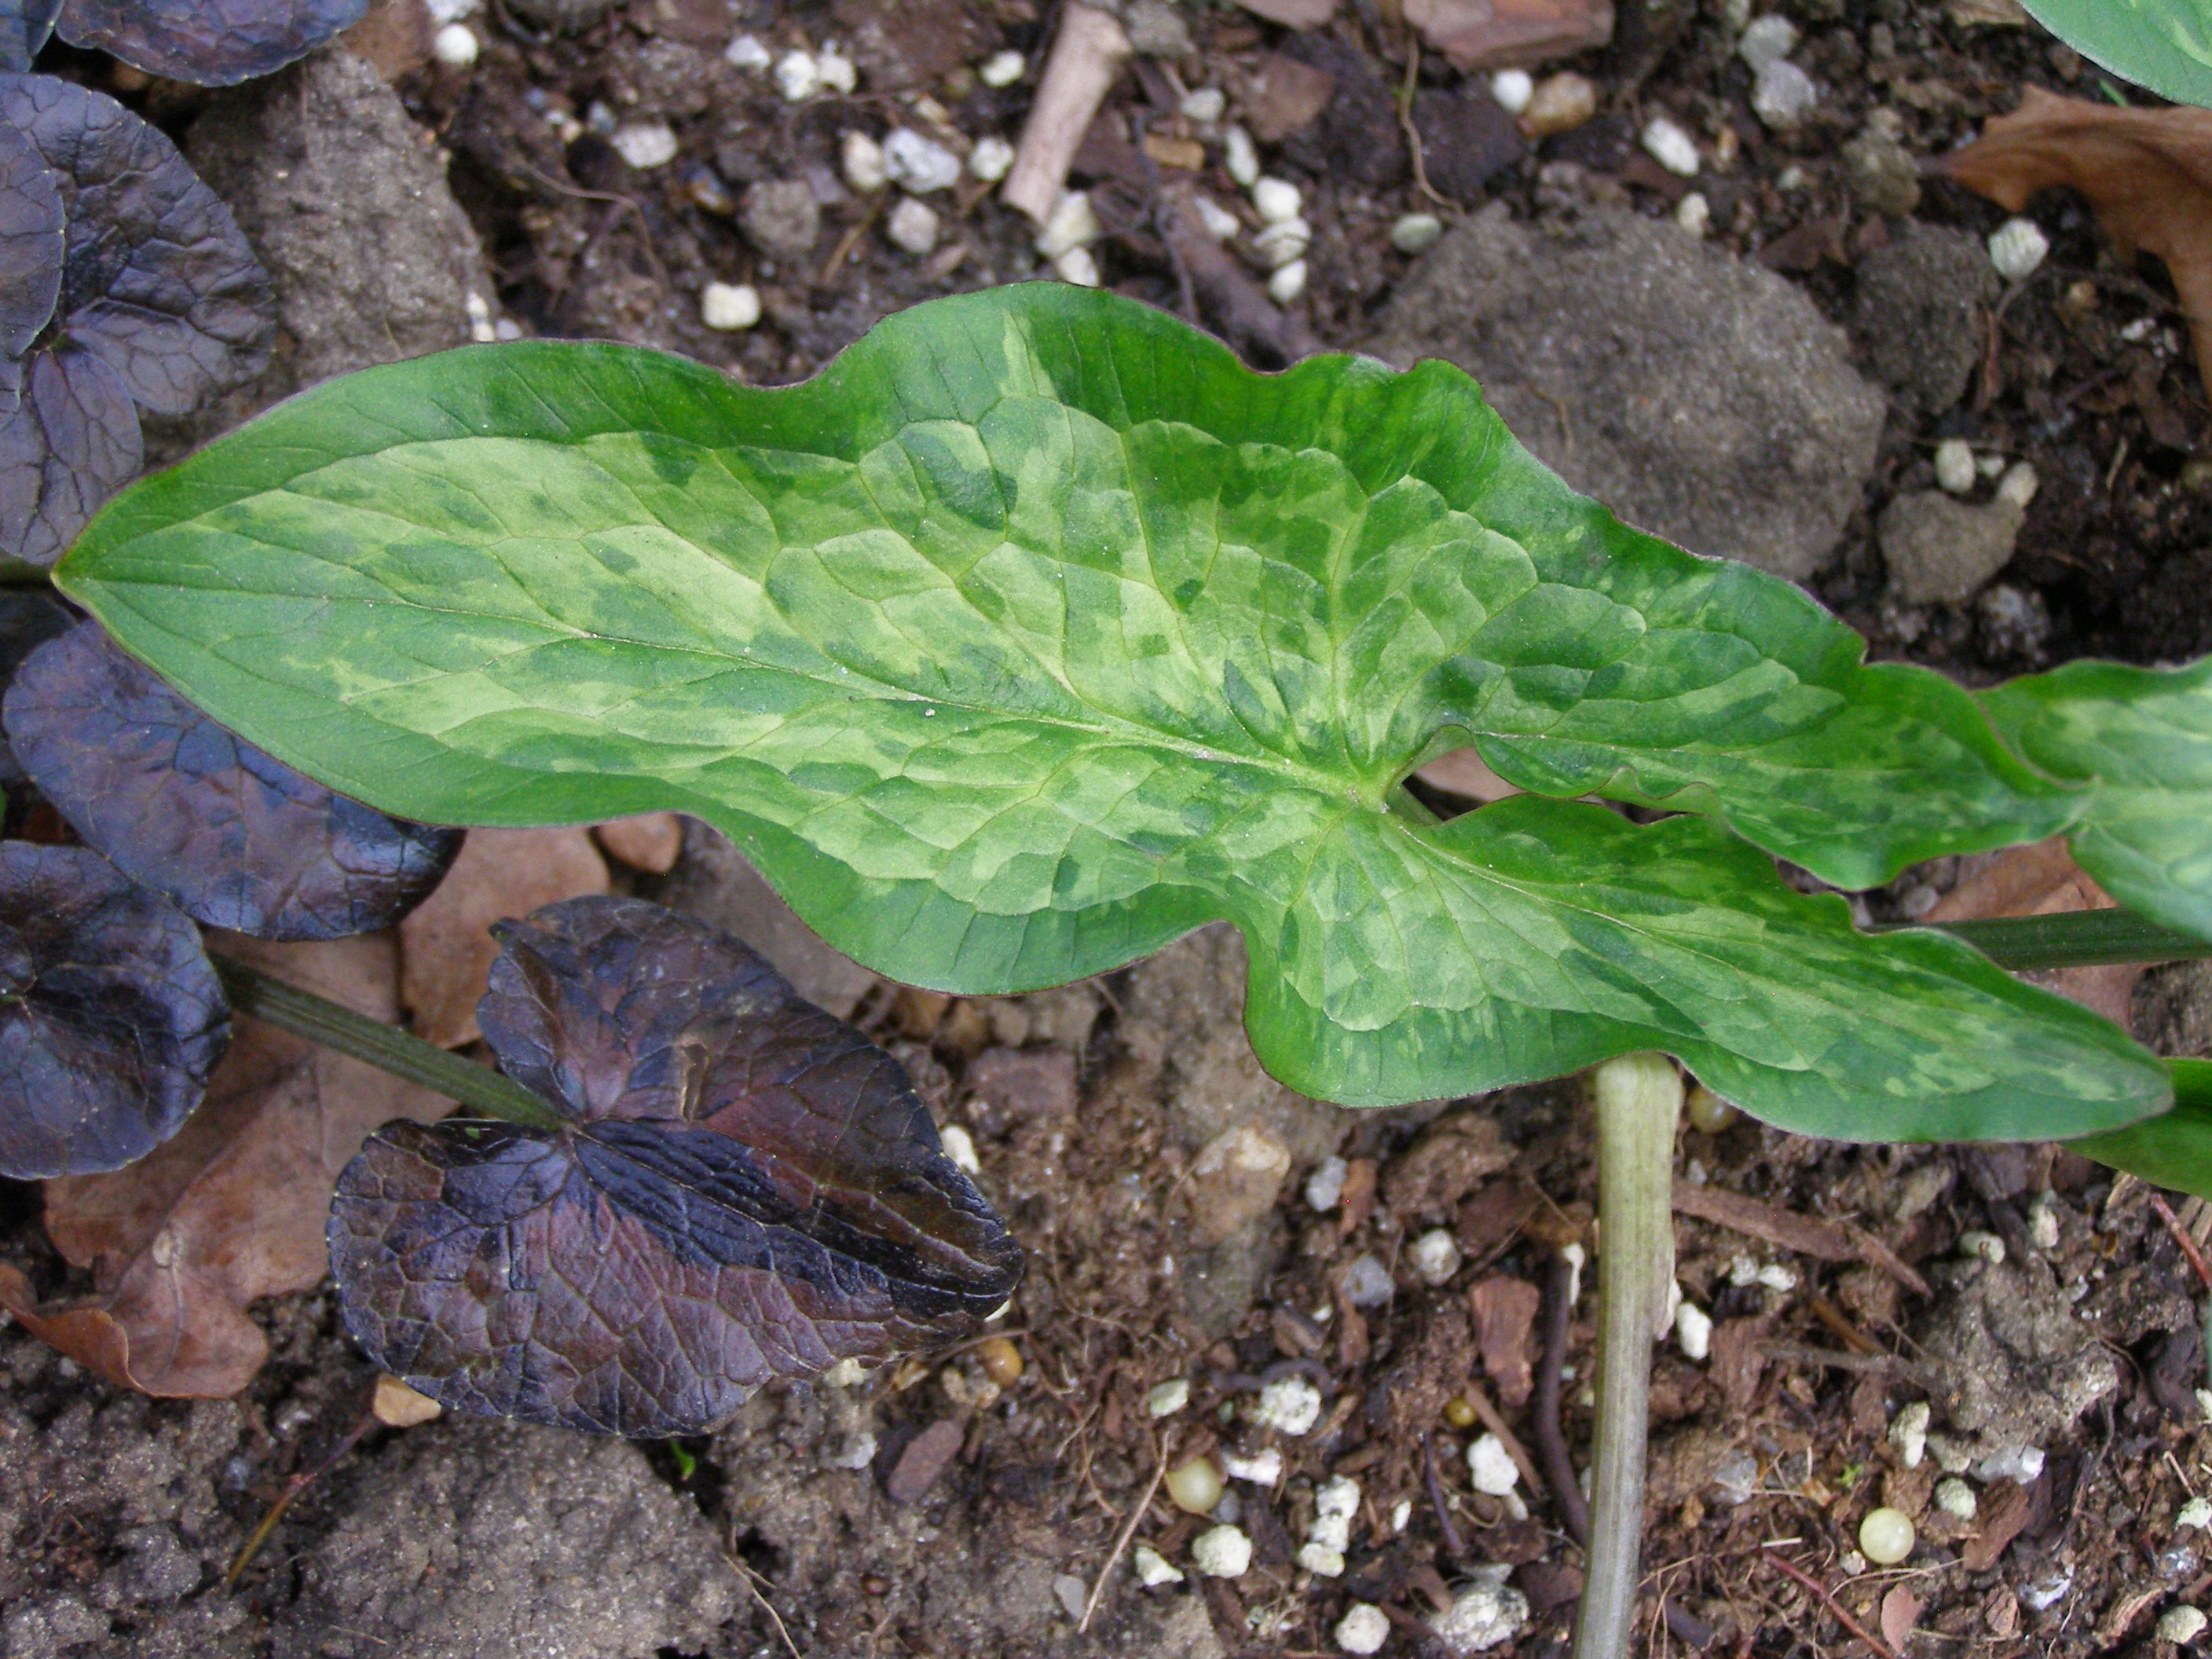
(1879, 488), (2023, 605)
(1915, 1257), (2118, 1448)
(1853, 222), (1998, 414)
(270, 1419), (742, 1659)
(742, 178), (823, 258)
(1840, 112), (1922, 217)
(1367, 203), (1884, 581)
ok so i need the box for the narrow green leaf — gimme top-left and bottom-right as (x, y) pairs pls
(1981, 658), (2212, 944)
(2021, 0), (2212, 109)
(2075, 1060), (2212, 1199)
(56, 286), (2174, 1140)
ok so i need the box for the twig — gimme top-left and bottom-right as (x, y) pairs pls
(1536, 1249), (1591, 1547)
(1760, 1547), (1898, 1659)
(729, 1555), (803, 1659)
(1002, 3), (1132, 223)
(1457, 1381), (1547, 1496)
(226, 1409), (379, 1588)
(1421, 1432), (1467, 1559)
(2150, 1192), (2212, 1291)
(1158, 186), (1323, 366)
(1079, 1439), (1166, 1633)
(1394, 36), (1451, 209)
(512, 163), (669, 292)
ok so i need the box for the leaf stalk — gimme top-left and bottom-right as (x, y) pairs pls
(211, 957), (569, 1133)
(1892, 906), (2212, 969)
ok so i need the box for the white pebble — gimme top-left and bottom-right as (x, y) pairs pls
(1343, 1254), (1394, 1308)
(2180, 1496), (2212, 1531)
(1935, 1476), (1978, 1519)
(2028, 1193), (2063, 1250)
(1989, 217), (2049, 280)
(1298, 1540), (1348, 1577)
(1562, 1241), (1585, 1306)
(1191, 1524), (1252, 1577)
(1223, 1448), (1284, 1486)
(1391, 212), (1444, 253)
(2199, 1387), (2212, 1422)
(825, 1429), (877, 1469)
(1410, 1228), (1462, 1287)
(842, 131), (888, 192)
(1148, 1378), (1191, 1417)
(979, 49), (1025, 87)
(1935, 438), (1978, 495)
(1193, 192), (1243, 243)
(1752, 59), (1819, 130)
(724, 33), (771, 71)
(1313, 1475), (1361, 1540)
(1181, 86), (1226, 124)
(1489, 68), (1533, 114)
(1225, 124), (1260, 187)
(1958, 1230), (2006, 1265)
(1642, 115), (1701, 178)
(886, 196), (941, 255)
(1429, 1576), (1530, 1652)
(1251, 176), (1302, 224)
(969, 134), (1016, 182)
(1336, 1603), (1391, 1655)
(464, 289), (495, 342)
(939, 1122), (980, 1174)
(1252, 218), (1310, 269)
(1053, 246), (1101, 287)
(2161, 1606), (2210, 1644)
(884, 128), (963, 192)
(1738, 13), (1800, 71)
(431, 22), (478, 65)
(1997, 460), (2039, 510)
(815, 46), (857, 94)
(610, 123), (679, 170)
(775, 50), (820, 101)
(1890, 1401), (1930, 1468)
(425, 0), (476, 20)
(1035, 189), (1104, 257)
(1390, 1498), (1412, 1533)
(1467, 1433), (1520, 1496)
(1975, 1444), (2045, 1484)
(1674, 191), (1711, 236)
(1775, 163), (1807, 190)
(1133, 1544), (1184, 1587)
(1675, 1299), (1713, 1361)
(1755, 1263), (1797, 1292)
(699, 281), (760, 331)
(1253, 1375), (1324, 1436)
(1304, 1155), (1349, 1211)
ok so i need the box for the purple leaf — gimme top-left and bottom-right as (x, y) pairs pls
(56, 0), (368, 86)
(0, 342), (138, 565)
(0, 111), (62, 389)
(0, 0), (60, 75)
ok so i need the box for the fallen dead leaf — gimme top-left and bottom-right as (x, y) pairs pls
(1402, 0), (1613, 71)
(1881, 1584), (1924, 1652)
(399, 826), (610, 1046)
(1944, 88), (2212, 393)
(1234, 53), (1337, 145)
(1925, 836), (2139, 1027)
(1708, 1316), (1769, 1414)
(1415, 746), (1523, 803)
(1468, 1274), (1540, 1406)
(1959, 1478), (2034, 1572)
(591, 811), (685, 873)
(0, 932), (449, 1397)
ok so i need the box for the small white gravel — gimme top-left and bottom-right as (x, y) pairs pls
(884, 128), (962, 192)
(1191, 1524), (1252, 1578)
(886, 196), (941, 255)
(465, 289), (495, 342)
(1391, 212), (1444, 253)
(775, 49), (819, 101)
(1429, 1572), (1530, 1653)
(938, 1122), (980, 1174)
(1989, 217), (2049, 280)
(2179, 1496), (2212, 1531)
(2160, 1605), (2210, 1644)
(1054, 246), (1101, 287)
(1342, 1254), (1394, 1308)
(979, 49), (1026, 86)
(1035, 189), (1104, 257)
(1253, 1375), (1324, 1436)
(1642, 115), (1701, 178)
(1410, 1228), (1462, 1287)
(1935, 1477), (1978, 1520)
(724, 33), (771, 71)
(1223, 1448), (1284, 1486)
(1958, 1229), (2006, 1265)
(1181, 86), (1227, 123)
(1133, 1544), (1183, 1587)
(1251, 176), (1302, 224)
(1191, 194), (1240, 242)
(1309, 1474), (1360, 1552)
(1975, 1444), (2046, 1484)
(1752, 58), (1819, 130)
(1997, 460), (2039, 510)
(1890, 1400), (1931, 1469)
(1148, 1378), (1191, 1417)
(1675, 1300), (1713, 1361)
(1252, 217), (1310, 269)
(610, 123), (678, 170)
(1336, 1602), (1390, 1655)
(1489, 68), (1533, 113)
(969, 134), (1015, 181)
(815, 46), (857, 94)
(1224, 124), (1260, 186)
(825, 1430), (877, 1470)
(1674, 192), (1710, 236)
(1298, 1541), (1347, 1577)
(1935, 438), (1978, 495)
(432, 23), (478, 65)
(841, 130), (888, 192)
(1467, 1434), (1520, 1496)
(699, 281), (760, 331)
(1738, 13), (1800, 71)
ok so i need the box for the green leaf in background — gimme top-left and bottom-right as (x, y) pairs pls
(2023, 0), (2212, 109)
(1983, 658), (2212, 943)
(57, 286), (2174, 1140)
(2075, 1060), (2212, 1199)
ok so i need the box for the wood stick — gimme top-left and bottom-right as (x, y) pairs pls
(1002, 4), (1131, 223)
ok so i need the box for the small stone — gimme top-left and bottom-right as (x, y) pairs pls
(1123, 0), (1191, 55)
(842, 130), (888, 192)
(976, 1335), (1024, 1386)
(1052, 1572), (1087, 1620)
(884, 128), (962, 192)
(1890, 1400), (1932, 1468)
(1675, 1300), (1713, 1361)
(741, 178), (820, 257)
(1337, 1603), (1391, 1655)
(815, 46), (857, 94)
(1859, 1507), (1917, 1565)
(1253, 1375), (1324, 1436)
(1752, 59), (1819, 130)
(884, 1419), (964, 1502)
(1935, 438), (1977, 495)
(1522, 72), (1595, 137)
(1879, 489), (2027, 606)
(1181, 86), (1226, 123)
(1035, 189), (1104, 258)
(1429, 1574), (1531, 1654)
(1310, 1475), (1361, 1551)
(1642, 115), (1701, 178)
(465, 289), (495, 342)
(775, 50), (819, 101)
(822, 1357), (870, 1387)
(1411, 1227), (1462, 1286)
(699, 281), (761, 330)
(724, 33), (771, 71)
(1251, 176), (1302, 224)
(1674, 192), (1710, 236)
(1298, 1541), (1348, 1577)
(1973, 1444), (2046, 1484)
(1225, 124), (1260, 186)
(432, 23), (478, 64)
(1223, 1448), (1284, 1486)
(1738, 13), (1800, 69)
(2028, 1193), (2063, 1251)
(1686, 1085), (1737, 1133)
(887, 196), (941, 255)
(939, 1122), (980, 1174)
(1755, 1263), (1797, 1292)
(2178, 1497), (2212, 1531)
(1996, 459), (2038, 509)
(1467, 1434), (1520, 1495)
(2162, 1606), (2210, 1644)
(372, 1373), (442, 1426)
(1192, 192), (1243, 241)
(1148, 1378), (1192, 1417)
(1133, 1544), (1183, 1587)
(1252, 218), (1310, 269)
(610, 123), (679, 170)
(1192, 1524), (1253, 1578)
(1392, 212), (1445, 253)
(1266, 258), (1307, 305)
(1935, 1477), (1978, 1519)
(1490, 68), (1534, 113)
(1958, 1229), (2006, 1265)
(1977, 582), (2049, 657)
(1988, 217), (2049, 280)
(979, 49), (1025, 86)
(1842, 115), (1922, 216)
(1304, 1154), (1350, 1211)
(969, 135), (1015, 181)
(1343, 1253), (1394, 1308)
(1166, 1456), (1225, 1514)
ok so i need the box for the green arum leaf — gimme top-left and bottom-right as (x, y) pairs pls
(1982, 659), (2212, 946)
(2075, 1060), (2212, 1201)
(55, 287), (2177, 1140)
(2021, 0), (2212, 110)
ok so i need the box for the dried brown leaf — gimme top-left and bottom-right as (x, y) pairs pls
(0, 931), (445, 1397)
(1944, 89), (2212, 392)
(1402, 0), (1613, 71)
(397, 826), (607, 1046)
(1925, 836), (2140, 1027)
(591, 811), (683, 873)
(1959, 1478), (2033, 1572)
(1880, 1585), (1923, 1652)
(1468, 1273), (1540, 1406)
